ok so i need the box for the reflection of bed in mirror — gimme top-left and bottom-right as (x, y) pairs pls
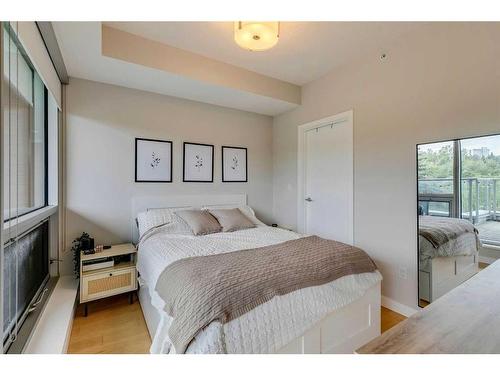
(418, 215), (480, 304)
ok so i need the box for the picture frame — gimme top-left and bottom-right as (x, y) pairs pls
(135, 138), (173, 183)
(183, 142), (214, 182)
(222, 146), (248, 182)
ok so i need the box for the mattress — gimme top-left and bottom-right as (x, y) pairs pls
(137, 226), (382, 354)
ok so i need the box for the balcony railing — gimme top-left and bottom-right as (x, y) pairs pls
(418, 177), (500, 224)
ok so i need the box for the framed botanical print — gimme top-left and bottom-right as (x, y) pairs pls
(222, 146), (248, 182)
(183, 142), (214, 182)
(135, 138), (173, 182)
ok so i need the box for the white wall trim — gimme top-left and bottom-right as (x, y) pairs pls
(59, 84), (67, 255)
(296, 110), (353, 237)
(2, 205), (57, 242)
(23, 276), (78, 354)
(381, 295), (419, 317)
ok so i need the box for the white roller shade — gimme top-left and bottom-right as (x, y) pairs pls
(13, 22), (62, 109)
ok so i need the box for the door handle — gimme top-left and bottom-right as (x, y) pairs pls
(305, 197), (313, 202)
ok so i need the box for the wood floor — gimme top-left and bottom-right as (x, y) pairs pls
(68, 294), (151, 354)
(381, 306), (407, 333)
(68, 294), (406, 354)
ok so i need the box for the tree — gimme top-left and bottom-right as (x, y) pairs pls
(418, 146), (500, 179)
(418, 145), (500, 211)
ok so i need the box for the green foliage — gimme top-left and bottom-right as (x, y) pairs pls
(418, 146), (500, 179)
(418, 145), (454, 179)
(71, 232), (90, 279)
(418, 145), (500, 212)
(461, 149), (500, 178)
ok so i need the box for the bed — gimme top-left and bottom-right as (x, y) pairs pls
(418, 215), (480, 303)
(132, 194), (382, 354)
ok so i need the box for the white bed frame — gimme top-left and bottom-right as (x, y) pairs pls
(419, 254), (478, 303)
(132, 194), (381, 354)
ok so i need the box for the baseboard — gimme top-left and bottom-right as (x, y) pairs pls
(63, 293), (78, 353)
(381, 295), (418, 317)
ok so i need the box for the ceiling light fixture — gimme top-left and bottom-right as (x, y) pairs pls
(234, 22), (280, 51)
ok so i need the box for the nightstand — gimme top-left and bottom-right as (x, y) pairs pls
(79, 243), (137, 316)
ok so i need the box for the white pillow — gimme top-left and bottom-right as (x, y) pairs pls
(201, 204), (265, 227)
(154, 216), (193, 236)
(137, 207), (192, 237)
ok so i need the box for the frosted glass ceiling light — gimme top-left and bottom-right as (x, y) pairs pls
(234, 22), (280, 51)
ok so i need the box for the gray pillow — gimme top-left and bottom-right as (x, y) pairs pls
(209, 208), (256, 232)
(175, 210), (222, 236)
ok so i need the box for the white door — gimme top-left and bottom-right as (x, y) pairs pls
(302, 117), (353, 244)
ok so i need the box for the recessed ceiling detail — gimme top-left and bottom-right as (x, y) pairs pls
(52, 22), (300, 115)
(101, 25), (300, 106)
(53, 22), (427, 115)
(104, 22), (424, 85)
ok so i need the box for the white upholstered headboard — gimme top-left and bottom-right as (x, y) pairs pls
(131, 194), (247, 242)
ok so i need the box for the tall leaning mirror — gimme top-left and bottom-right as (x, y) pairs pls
(417, 134), (500, 307)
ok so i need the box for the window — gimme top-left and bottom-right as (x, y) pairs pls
(418, 200), (452, 217)
(1, 23), (58, 353)
(417, 141), (454, 196)
(3, 27), (47, 221)
(460, 135), (500, 245)
(418, 134), (500, 307)
(2, 222), (49, 347)
(417, 141), (456, 218)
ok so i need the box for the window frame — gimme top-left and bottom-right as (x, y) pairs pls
(1, 22), (59, 354)
(3, 220), (51, 352)
(2, 25), (50, 224)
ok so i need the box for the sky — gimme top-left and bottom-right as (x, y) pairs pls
(419, 134), (500, 156)
(461, 135), (500, 155)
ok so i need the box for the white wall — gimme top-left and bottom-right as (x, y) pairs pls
(61, 78), (273, 275)
(273, 23), (500, 310)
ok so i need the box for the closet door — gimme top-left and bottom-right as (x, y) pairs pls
(303, 120), (353, 244)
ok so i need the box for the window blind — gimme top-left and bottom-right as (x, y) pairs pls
(1, 22), (51, 353)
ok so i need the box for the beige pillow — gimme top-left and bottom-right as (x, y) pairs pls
(202, 204), (266, 227)
(209, 208), (256, 232)
(175, 210), (222, 236)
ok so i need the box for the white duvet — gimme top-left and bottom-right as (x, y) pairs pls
(137, 225), (382, 354)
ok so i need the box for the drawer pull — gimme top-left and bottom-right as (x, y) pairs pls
(109, 273), (113, 277)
